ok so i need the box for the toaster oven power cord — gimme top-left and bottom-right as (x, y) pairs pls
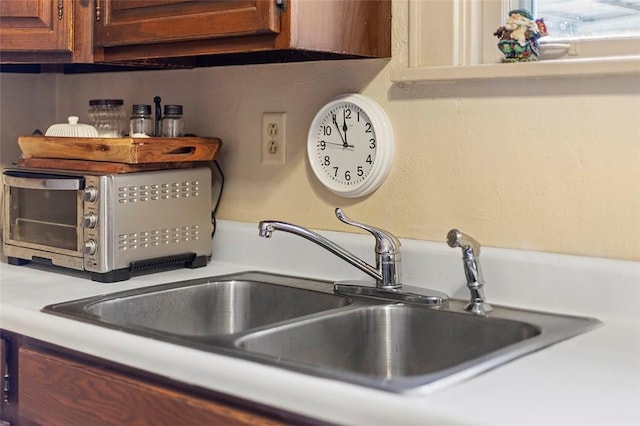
(211, 159), (225, 238)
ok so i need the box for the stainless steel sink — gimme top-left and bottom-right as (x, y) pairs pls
(46, 272), (350, 338)
(238, 304), (539, 378)
(43, 271), (601, 392)
(83, 278), (349, 337)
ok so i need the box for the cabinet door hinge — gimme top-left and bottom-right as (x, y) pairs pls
(0, 339), (9, 405)
(58, 0), (64, 19)
(2, 374), (8, 405)
(276, 0), (286, 11)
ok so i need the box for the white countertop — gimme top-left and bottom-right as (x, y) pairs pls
(1, 220), (639, 425)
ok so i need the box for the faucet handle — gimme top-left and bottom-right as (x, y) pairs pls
(336, 208), (402, 289)
(335, 208), (400, 255)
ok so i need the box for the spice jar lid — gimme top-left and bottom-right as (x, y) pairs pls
(89, 99), (124, 106)
(132, 104), (152, 115)
(163, 104), (183, 115)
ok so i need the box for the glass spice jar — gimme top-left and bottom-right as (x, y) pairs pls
(88, 99), (126, 137)
(129, 104), (154, 137)
(160, 104), (184, 137)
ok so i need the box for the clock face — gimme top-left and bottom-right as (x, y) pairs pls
(307, 94), (394, 198)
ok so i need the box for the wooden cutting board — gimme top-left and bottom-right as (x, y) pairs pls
(18, 136), (222, 164)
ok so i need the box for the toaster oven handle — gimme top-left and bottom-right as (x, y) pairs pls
(3, 174), (83, 190)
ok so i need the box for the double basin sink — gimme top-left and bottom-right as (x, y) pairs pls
(43, 271), (600, 392)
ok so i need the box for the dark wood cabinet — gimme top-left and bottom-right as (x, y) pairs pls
(0, 0), (73, 51)
(19, 347), (284, 425)
(0, 0), (93, 63)
(94, 0), (390, 62)
(94, 0), (281, 47)
(0, 331), (319, 426)
(1, 0), (390, 68)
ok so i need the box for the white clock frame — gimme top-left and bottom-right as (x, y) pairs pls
(306, 94), (394, 198)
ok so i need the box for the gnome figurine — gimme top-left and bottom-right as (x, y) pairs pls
(494, 9), (548, 62)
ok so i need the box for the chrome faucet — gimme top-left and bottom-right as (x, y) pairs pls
(259, 208), (401, 289)
(259, 208), (448, 306)
(447, 229), (493, 314)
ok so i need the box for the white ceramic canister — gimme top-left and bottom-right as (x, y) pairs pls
(45, 116), (99, 137)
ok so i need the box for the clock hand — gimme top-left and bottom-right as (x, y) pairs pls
(332, 113), (348, 147)
(342, 109), (349, 146)
(321, 140), (354, 148)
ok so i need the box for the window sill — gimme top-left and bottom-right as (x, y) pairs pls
(390, 55), (640, 83)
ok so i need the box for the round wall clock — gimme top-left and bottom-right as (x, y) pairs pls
(307, 93), (395, 198)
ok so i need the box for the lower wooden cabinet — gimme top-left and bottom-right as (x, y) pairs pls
(0, 331), (320, 426)
(19, 348), (280, 425)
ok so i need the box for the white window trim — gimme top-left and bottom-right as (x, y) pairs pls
(392, 0), (640, 82)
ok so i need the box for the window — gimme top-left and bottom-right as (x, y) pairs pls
(531, 0), (640, 39)
(524, 0), (640, 60)
(392, 0), (640, 82)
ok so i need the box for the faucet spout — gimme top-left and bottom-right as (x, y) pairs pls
(258, 222), (276, 238)
(258, 208), (401, 289)
(258, 220), (384, 283)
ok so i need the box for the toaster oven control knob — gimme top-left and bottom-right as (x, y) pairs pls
(83, 186), (98, 202)
(83, 240), (97, 255)
(81, 213), (97, 229)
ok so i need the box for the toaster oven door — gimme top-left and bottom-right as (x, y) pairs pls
(3, 172), (84, 256)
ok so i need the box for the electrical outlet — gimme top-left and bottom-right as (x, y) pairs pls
(262, 112), (286, 165)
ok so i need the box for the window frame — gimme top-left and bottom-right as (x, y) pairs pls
(392, 0), (640, 82)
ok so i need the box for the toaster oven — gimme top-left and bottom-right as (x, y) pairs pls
(2, 167), (213, 282)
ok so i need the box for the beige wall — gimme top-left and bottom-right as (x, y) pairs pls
(0, 73), (57, 166)
(1, 2), (638, 261)
(0, 73), (57, 235)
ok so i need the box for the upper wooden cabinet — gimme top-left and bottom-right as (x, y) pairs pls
(1, 0), (391, 68)
(93, 0), (391, 64)
(0, 0), (72, 51)
(0, 0), (93, 63)
(94, 0), (281, 46)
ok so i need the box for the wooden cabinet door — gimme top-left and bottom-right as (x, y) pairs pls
(18, 347), (286, 425)
(94, 0), (281, 47)
(0, 0), (72, 52)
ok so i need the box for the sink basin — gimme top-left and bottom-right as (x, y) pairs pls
(46, 272), (350, 337)
(238, 305), (539, 378)
(235, 301), (599, 391)
(43, 271), (601, 392)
